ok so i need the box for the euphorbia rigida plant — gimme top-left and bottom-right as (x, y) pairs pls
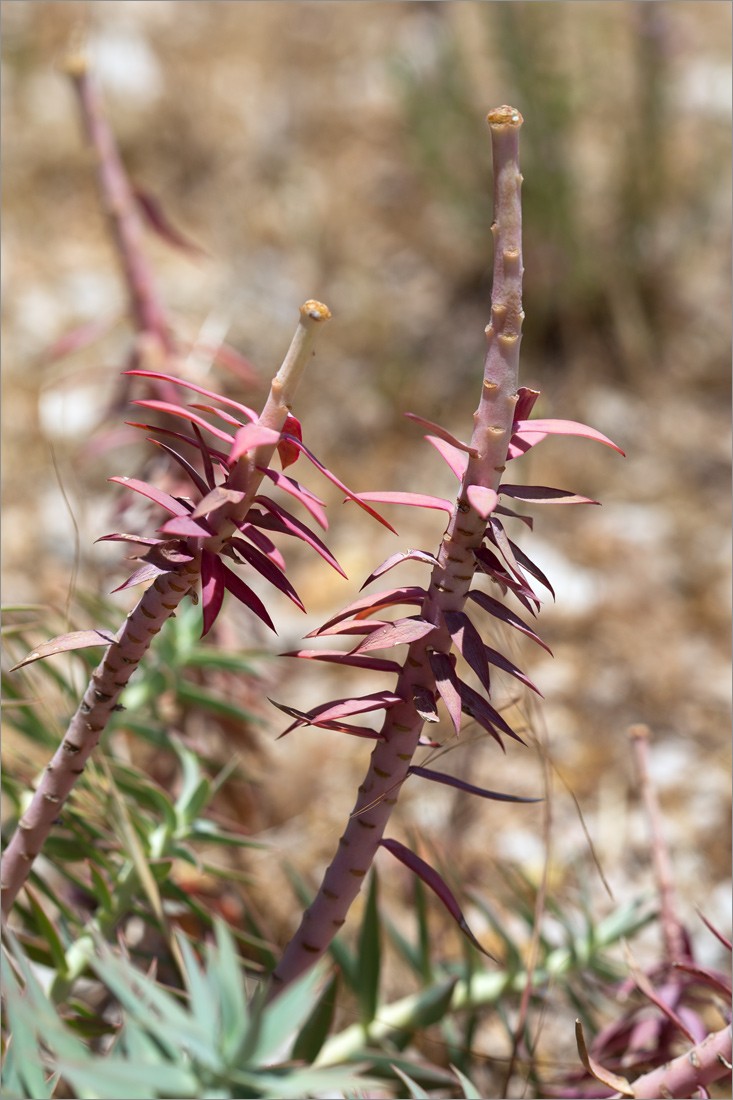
(2, 108), (623, 989)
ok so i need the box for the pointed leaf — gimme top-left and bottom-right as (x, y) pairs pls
(412, 684), (439, 723)
(390, 1066), (430, 1099)
(297, 690), (404, 725)
(228, 537), (304, 611)
(248, 501), (347, 577)
(425, 435), (468, 479)
(353, 491), (453, 514)
(361, 549), (440, 589)
(148, 438), (212, 496)
(379, 838), (492, 957)
(459, 679), (524, 746)
(259, 466), (328, 529)
(495, 502), (534, 528)
(575, 1021), (635, 1097)
(125, 419), (230, 471)
(307, 618), (390, 639)
(473, 544), (541, 612)
(282, 649), (401, 674)
(404, 413), (479, 456)
(277, 413), (302, 469)
(237, 523), (286, 571)
(468, 589), (552, 653)
(354, 617), (437, 653)
(514, 418), (625, 455)
(429, 651), (462, 734)
(42, 312), (121, 363)
(443, 610), (491, 694)
(500, 484), (599, 505)
(111, 562), (167, 592)
(484, 644), (542, 695)
(466, 485), (498, 518)
(191, 420), (218, 488)
(315, 586), (427, 634)
(131, 398), (236, 444)
(109, 476), (191, 516)
(291, 969), (340, 1063)
(450, 1065), (484, 1100)
(200, 550), (225, 636)
(270, 699), (385, 740)
(191, 485), (245, 519)
(503, 534), (556, 599)
(358, 871), (381, 1024)
(9, 629), (117, 671)
(221, 562), (276, 631)
(133, 186), (206, 256)
(126, 369), (257, 421)
(229, 422), (281, 463)
(409, 765), (540, 803)
(159, 514), (217, 538)
(96, 533), (163, 547)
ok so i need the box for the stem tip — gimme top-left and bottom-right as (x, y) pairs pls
(487, 105), (523, 128)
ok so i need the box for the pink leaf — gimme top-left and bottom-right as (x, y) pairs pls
(9, 629), (117, 671)
(109, 476), (191, 517)
(42, 313), (121, 363)
(159, 514), (217, 538)
(409, 765), (540, 803)
(248, 501), (347, 577)
(404, 413), (479, 456)
(308, 690), (403, 723)
(125, 420), (230, 470)
(468, 590), (552, 654)
(221, 562), (276, 632)
(353, 617), (437, 653)
(314, 586), (427, 635)
(282, 649), (402, 674)
(111, 562), (167, 592)
(258, 467), (328, 530)
(459, 679), (524, 746)
(126, 369), (257, 422)
(277, 414), (302, 469)
(500, 484), (599, 505)
(148, 438), (212, 496)
(483, 644), (542, 695)
(229, 423), (281, 464)
(424, 436), (468, 479)
(411, 684), (439, 723)
(200, 550), (226, 636)
(306, 619), (390, 639)
(96, 533), (164, 547)
(429, 651), (462, 734)
(513, 386), (541, 422)
(236, 524), (286, 572)
(353, 491), (453, 515)
(513, 418), (625, 456)
(132, 400), (235, 445)
(499, 533), (556, 599)
(465, 485), (498, 518)
(443, 610), (492, 695)
(228, 537), (304, 611)
(269, 699), (386, 740)
(379, 838), (493, 958)
(473, 546), (540, 613)
(191, 486), (245, 519)
(360, 550), (440, 590)
(190, 403), (248, 429)
(280, 435), (397, 532)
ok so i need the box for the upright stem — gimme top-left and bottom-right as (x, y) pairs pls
(1, 304), (330, 918)
(269, 107), (524, 995)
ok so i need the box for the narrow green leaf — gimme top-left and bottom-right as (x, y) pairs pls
(451, 1064), (484, 1099)
(24, 888), (68, 978)
(390, 1064), (430, 1099)
(210, 918), (249, 1060)
(176, 679), (261, 724)
(247, 960), (329, 1065)
(357, 870), (381, 1025)
(291, 968), (340, 1063)
(175, 934), (220, 1048)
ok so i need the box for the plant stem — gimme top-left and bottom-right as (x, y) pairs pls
(268, 107), (524, 996)
(1, 304), (330, 919)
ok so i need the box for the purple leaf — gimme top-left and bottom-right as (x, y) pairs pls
(466, 485), (498, 518)
(200, 550), (226, 636)
(190, 403), (248, 429)
(111, 562), (167, 592)
(360, 550), (440, 590)
(191, 486), (245, 519)
(228, 537), (305, 611)
(513, 387), (541, 422)
(513, 418), (625, 455)
(443, 610), (492, 694)
(258, 467), (328, 530)
(125, 420), (230, 473)
(404, 413), (479, 456)
(236, 524), (286, 572)
(408, 765), (540, 803)
(353, 617), (437, 653)
(353, 491), (453, 515)
(424, 436), (468, 479)
(307, 690), (404, 723)
(269, 699), (386, 740)
(468, 590), (552, 654)
(483, 644), (542, 695)
(9, 629), (118, 671)
(148, 438), (212, 497)
(280, 434), (397, 532)
(411, 684), (439, 723)
(229, 423), (281, 463)
(307, 619), (390, 639)
(473, 544), (541, 613)
(379, 838), (493, 958)
(494, 504), (533, 528)
(314, 586), (427, 635)
(109, 476), (191, 517)
(191, 421), (218, 489)
(159, 514), (217, 538)
(141, 541), (195, 567)
(281, 649), (402, 674)
(221, 562), (276, 632)
(459, 679), (525, 746)
(502, 535), (556, 599)
(126, 369), (257, 422)
(131, 399), (235, 444)
(96, 533), (164, 547)
(429, 651), (462, 735)
(277, 413), (301, 469)
(247, 501), (347, 578)
(133, 186), (207, 256)
(500, 484), (598, 505)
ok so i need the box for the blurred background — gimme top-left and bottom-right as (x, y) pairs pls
(1, 0), (731, 1070)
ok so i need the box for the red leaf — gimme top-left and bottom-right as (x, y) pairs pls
(314, 586), (427, 634)
(513, 418), (625, 455)
(353, 491), (453, 515)
(353, 617), (437, 653)
(221, 562), (276, 632)
(133, 186), (207, 257)
(9, 629), (117, 671)
(148, 438), (212, 496)
(247, 501), (347, 578)
(483, 644), (542, 695)
(468, 590), (552, 653)
(307, 619), (390, 639)
(200, 550), (225, 636)
(404, 413), (479, 456)
(190, 403), (248, 429)
(379, 838), (493, 958)
(513, 387), (541, 422)
(360, 550), (440, 590)
(109, 476), (191, 516)
(125, 420), (230, 471)
(269, 699), (386, 740)
(191, 486), (245, 519)
(228, 537), (304, 612)
(111, 562), (167, 592)
(236, 524), (286, 572)
(229, 423), (281, 463)
(424, 435), (468, 479)
(429, 651), (462, 734)
(500, 484), (598, 505)
(131, 400), (235, 444)
(307, 690), (403, 724)
(126, 369), (257, 422)
(465, 485), (498, 518)
(411, 684), (439, 723)
(96, 533), (163, 547)
(258, 467), (328, 530)
(159, 515), (217, 538)
(459, 679), (524, 746)
(408, 765), (540, 803)
(277, 414), (302, 469)
(443, 610), (491, 695)
(281, 649), (402, 674)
